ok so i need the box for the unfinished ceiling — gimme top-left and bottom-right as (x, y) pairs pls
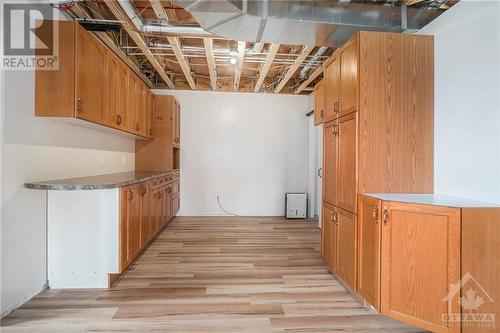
(56, 0), (455, 94)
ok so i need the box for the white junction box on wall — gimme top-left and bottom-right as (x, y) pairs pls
(285, 193), (307, 219)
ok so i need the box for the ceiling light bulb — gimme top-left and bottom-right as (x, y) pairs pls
(229, 57), (237, 65)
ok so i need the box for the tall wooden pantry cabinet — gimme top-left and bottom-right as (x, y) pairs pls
(319, 31), (434, 292)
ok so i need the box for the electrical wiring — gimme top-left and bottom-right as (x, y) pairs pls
(216, 196), (240, 217)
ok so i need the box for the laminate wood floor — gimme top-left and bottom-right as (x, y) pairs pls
(1, 217), (427, 332)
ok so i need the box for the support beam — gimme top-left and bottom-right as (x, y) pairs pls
(105, 1), (175, 89)
(294, 63), (324, 94)
(253, 43), (280, 93)
(274, 45), (314, 93)
(71, 4), (154, 88)
(203, 38), (217, 91)
(233, 41), (246, 92)
(149, 0), (196, 89)
(167, 37), (196, 89)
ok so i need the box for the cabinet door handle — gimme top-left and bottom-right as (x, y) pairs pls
(383, 207), (389, 225)
(372, 208), (379, 224)
(320, 110), (324, 118)
(332, 124), (339, 136)
(136, 123), (140, 131)
(128, 190), (133, 201)
(149, 128), (153, 136)
(332, 210), (338, 224)
(77, 98), (83, 113)
(115, 115), (122, 125)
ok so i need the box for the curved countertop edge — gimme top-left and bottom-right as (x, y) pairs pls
(24, 170), (180, 191)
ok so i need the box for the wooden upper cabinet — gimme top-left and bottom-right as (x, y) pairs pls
(147, 92), (155, 138)
(324, 56), (340, 121)
(357, 195), (381, 310)
(380, 201), (460, 333)
(323, 121), (338, 206)
(322, 203), (337, 272)
(314, 80), (325, 125)
(35, 21), (153, 139)
(35, 21), (75, 117)
(75, 24), (105, 124)
(336, 112), (358, 214)
(105, 54), (121, 129)
(339, 37), (359, 116)
(172, 99), (181, 147)
(336, 207), (357, 291)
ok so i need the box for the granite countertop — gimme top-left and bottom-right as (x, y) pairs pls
(364, 193), (500, 208)
(24, 170), (179, 191)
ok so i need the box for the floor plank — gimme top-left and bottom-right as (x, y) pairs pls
(1, 216), (428, 332)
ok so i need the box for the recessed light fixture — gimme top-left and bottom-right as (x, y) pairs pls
(229, 57), (237, 65)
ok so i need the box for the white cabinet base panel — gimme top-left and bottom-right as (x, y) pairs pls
(47, 189), (120, 288)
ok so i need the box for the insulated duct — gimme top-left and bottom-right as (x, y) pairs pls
(172, 0), (446, 47)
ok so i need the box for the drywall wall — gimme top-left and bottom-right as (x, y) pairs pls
(419, 1), (500, 204)
(0, 14), (135, 316)
(154, 90), (310, 216)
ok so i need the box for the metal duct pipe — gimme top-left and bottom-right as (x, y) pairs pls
(116, 0), (216, 38)
(300, 46), (327, 79)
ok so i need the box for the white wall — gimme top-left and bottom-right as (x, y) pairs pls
(0, 12), (135, 316)
(154, 90), (310, 216)
(419, 0), (500, 204)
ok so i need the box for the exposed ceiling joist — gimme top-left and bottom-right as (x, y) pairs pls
(167, 36), (197, 89)
(233, 41), (246, 91)
(253, 43), (280, 93)
(274, 45), (314, 93)
(149, 0), (196, 89)
(150, 0), (169, 20)
(71, 4), (154, 88)
(203, 38), (217, 91)
(105, 0), (175, 89)
(294, 63), (324, 94)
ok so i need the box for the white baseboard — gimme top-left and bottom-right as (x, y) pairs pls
(0, 283), (49, 320)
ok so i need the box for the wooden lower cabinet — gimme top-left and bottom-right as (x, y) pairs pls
(321, 203), (337, 272)
(119, 174), (180, 273)
(357, 195), (500, 333)
(336, 207), (357, 291)
(357, 195), (381, 310)
(381, 201), (460, 333)
(322, 202), (357, 291)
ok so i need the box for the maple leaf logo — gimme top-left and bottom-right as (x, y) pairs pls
(460, 288), (485, 312)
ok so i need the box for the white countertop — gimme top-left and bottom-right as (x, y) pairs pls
(364, 193), (500, 208)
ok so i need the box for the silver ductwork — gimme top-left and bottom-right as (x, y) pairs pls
(116, 0), (216, 38)
(172, 0), (446, 47)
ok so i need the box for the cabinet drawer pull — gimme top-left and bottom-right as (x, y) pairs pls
(136, 123), (140, 131)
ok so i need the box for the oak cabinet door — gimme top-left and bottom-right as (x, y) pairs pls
(126, 74), (137, 133)
(323, 122), (338, 206)
(322, 204), (337, 272)
(337, 112), (358, 214)
(358, 195), (382, 310)
(325, 57), (340, 121)
(75, 25), (105, 123)
(140, 183), (150, 247)
(127, 185), (142, 260)
(172, 100), (181, 147)
(104, 54), (125, 129)
(336, 207), (357, 291)
(340, 38), (359, 116)
(380, 202), (461, 333)
(314, 80), (325, 125)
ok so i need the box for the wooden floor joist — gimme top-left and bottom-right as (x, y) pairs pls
(274, 45), (314, 93)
